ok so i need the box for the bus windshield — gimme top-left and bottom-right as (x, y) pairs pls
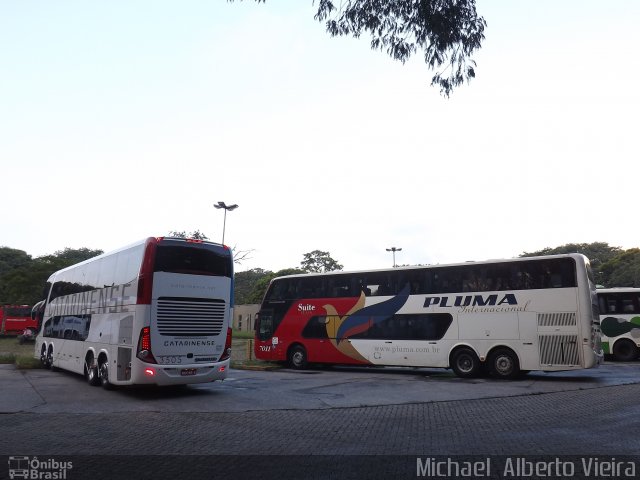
(154, 244), (232, 277)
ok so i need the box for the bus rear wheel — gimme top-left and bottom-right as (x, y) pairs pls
(450, 348), (481, 378)
(488, 348), (520, 379)
(85, 355), (100, 386)
(99, 359), (113, 390)
(612, 339), (639, 362)
(288, 345), (308, 370)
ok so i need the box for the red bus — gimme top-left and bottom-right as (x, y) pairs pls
(0, 304), (37, 335)
(254, 255), (603, 379)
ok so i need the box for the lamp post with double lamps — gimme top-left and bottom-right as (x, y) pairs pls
(214, 201), (238, 245)
(386, 247), (402, 268)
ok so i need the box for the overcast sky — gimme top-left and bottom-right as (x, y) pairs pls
(1, 1), (638, 273)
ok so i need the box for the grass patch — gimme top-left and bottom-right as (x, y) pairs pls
(0, 336), (41, 368)
(232, 330), (254, 339)
(15, 355), (42, 369)
(231, 359), (282, 370)
(0, 336), (35, 356)
(0, 352), (16, 364)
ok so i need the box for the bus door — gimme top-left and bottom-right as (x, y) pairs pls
(255, 309), (276, 360)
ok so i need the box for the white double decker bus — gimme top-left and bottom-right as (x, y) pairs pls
(597, 288), (640, 361)
(35, 236), (234, 388)
(255, 253), (603, 378)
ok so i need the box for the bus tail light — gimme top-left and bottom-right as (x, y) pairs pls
(137, 327), (157, 364)
(144, 368), (156, 376)
(218, 327), (233, 362)
(137, 237), (158, 305)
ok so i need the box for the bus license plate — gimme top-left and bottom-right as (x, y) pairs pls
(180, 368), (197, 376)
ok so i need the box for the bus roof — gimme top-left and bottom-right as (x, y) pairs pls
(596, 287), (640, 293)
(45, 236), (229, 281)
(271, 253), (590, 281)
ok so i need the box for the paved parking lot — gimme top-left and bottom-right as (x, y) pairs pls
(2, 362), (640, 479)
(1, 361), (639, 414)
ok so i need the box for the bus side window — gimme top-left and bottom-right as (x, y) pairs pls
(598, 296), (607, 314)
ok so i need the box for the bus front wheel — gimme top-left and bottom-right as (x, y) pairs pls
(46, 347), (54, 370)
(612, 339), (639, 362)
(450, 348), (481, 378)
(39, 345), (47, 367)
(288, 345), (308, 370)
(488, 348), (520, 379)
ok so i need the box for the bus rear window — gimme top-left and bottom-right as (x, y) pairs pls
(154, 246), (232, 277)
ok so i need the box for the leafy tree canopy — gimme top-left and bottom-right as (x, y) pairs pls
(168, 230), (209, 240)
(0, 247), (102, 305)
(168, 229), (254, 265)
(520, 242), (622, 271)
(300, 250), (343, 273)
(598, 248), (640, 288)
(0, 247), (32, 277)
(237, 0), (486, 96)
(520, 242), (640, 288)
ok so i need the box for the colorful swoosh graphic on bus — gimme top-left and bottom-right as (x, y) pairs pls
(333, 283), (410, 344)
(601, 316), (640, 338)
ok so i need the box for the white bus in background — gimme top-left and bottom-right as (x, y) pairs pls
(597, 288), (640, 361)
(35, 236), (234, 388)
(255, 254), (604, 378)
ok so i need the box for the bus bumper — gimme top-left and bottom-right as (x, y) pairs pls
(131, 360), (230, 386)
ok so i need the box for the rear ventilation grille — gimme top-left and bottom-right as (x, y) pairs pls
(538, 312), (577, 327)
(539, 334), (580, 366)
(156, 297), (225, 336)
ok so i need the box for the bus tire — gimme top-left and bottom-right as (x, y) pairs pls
(99, 358), (113, 390)
(288, 345), (308, 370)
(612, 339), (639, 362)
(45, 346), (54, 370)
(450, 347), (481, 378)
(488, 348), (520, 379)
(40, 345), (48, 367)
(85, 355), (100, 386)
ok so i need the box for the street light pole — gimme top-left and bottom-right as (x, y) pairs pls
(214, 201), (239, 245)
(386, 247), (402, 268)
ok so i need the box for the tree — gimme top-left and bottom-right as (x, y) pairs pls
(520, 242), (622, 286)
(239, 0), (486, 96)
(300, 250), (343, 273)
(0, 247), (102, 305)
(168, 230), (209, 240)
(599, 249), (640, 288)
(234, 267), (306, 305)
(38, 248), (104, 267)
(0, 247), (34, 303)
(0, 247), (32, 277)
(168, 230), (254, 265)
(235, 268), (272, 304)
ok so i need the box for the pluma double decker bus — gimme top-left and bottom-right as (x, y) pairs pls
(597, 288), (640, 361)
(255, 254), (603, 379)
(35, 236), (234, 388)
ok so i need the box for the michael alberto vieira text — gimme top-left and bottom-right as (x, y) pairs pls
(416, 457), (637, 477)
